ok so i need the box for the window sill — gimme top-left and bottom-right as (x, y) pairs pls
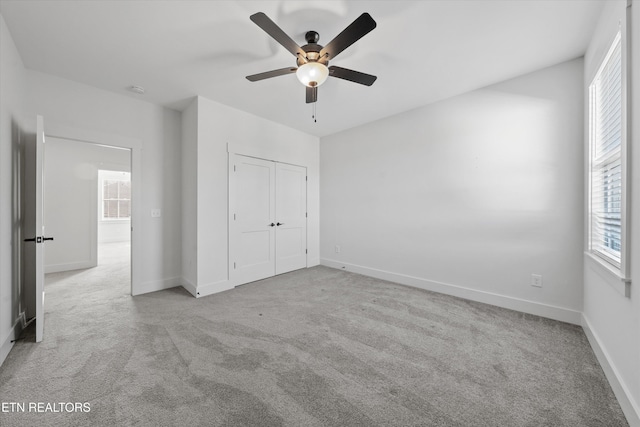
(101, 219), (131, 224)
(584, 251), (631, 298)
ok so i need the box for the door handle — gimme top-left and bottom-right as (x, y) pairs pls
(268, 223), (275, 227)
(23, 236), (54, 243)
(276, 222), (284, 226)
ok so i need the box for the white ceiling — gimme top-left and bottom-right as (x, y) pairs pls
(1, 0), (604, 137)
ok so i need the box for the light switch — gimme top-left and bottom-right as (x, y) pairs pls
(151, 209), (161, 218)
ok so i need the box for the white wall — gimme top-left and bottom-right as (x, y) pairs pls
(98, 220), (131, 244)
(321, 58), (585, 324)
(181, 100), (197, 288)
(44, 138), (97, 273)
(181, 96), (320, 297)
(44, 140), (131, 273)
(0, 13), (27, 366)
(25, 70), (182, 295)
(582, 1), (640, 425)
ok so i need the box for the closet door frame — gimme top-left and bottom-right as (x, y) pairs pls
(228, 153), (308, 287)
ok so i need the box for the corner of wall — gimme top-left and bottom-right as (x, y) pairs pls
(181, 278), (197, 298)
(181, 97), (198, 287)
(133, 277), (181, 297)
(192, 280), (234, 299)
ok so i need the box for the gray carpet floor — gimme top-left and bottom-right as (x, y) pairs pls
(0, 242), (628, 426)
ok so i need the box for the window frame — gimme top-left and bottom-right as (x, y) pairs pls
(586, 29), (631, 287)
(100, 172), (131, 222)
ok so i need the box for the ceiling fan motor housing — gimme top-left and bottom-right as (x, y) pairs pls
(298, 31), (328, 67)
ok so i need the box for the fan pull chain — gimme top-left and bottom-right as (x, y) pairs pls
(312, 102), (317, 123)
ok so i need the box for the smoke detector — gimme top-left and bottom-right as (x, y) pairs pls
(128, 85), (145, 95)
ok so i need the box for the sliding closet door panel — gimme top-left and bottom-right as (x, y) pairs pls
(275, 163), (307, 275)
(230, 155), (275, 284)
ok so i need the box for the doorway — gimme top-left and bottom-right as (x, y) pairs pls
(97, 169), (131, 284)
(43, 138), (132, 300)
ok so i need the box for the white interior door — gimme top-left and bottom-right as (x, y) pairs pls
(275, 163), (307, 275)
(230, 155), (276, 284)
(34, 116), (46, 342)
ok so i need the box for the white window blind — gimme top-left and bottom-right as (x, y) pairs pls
(589, 33), (622, 268)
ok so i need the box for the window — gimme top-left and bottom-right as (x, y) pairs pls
(102, 173), (131, 220)
(588, 32), (626, 272)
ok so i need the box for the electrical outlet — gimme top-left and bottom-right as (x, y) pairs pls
(531, 274), (543, 288)
(335, 245), (341, 253)
(151, 209), (161, 218)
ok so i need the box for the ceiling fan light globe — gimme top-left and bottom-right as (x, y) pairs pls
(296, 62), (329, 87)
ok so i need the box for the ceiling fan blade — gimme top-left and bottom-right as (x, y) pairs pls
(319, 13), (376, 61)
(250, 12), (306, 58)
(246, 67), (297, 82)
(306, 86), (318, 104)
(329, 66), (377, 86)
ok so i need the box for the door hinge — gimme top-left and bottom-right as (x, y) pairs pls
(233, 165), (237, 172)
(306, 176), (308, 181)
(306, 249), (308, 254)
(234, 213), (236, 220)
(233, 262), (236, 269)
(305, 212), (308, 218)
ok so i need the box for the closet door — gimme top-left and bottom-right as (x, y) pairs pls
(275, 163), (307, 275)
(230, 155), (276, 284)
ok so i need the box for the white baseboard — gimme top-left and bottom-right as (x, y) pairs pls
(0, 318), (23, 368)
(194, 280), (234, 298)
(582, 315), (640, 427)
(180, 261), (322, 299)
(45, 260), (96, 274)
(133, 276), (180, 296)
(181, 277), (233, 298)
(320, 258), (582, 325)
(181, 277), (197, 297)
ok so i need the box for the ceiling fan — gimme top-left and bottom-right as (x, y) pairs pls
(246, 12), (377, 104)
